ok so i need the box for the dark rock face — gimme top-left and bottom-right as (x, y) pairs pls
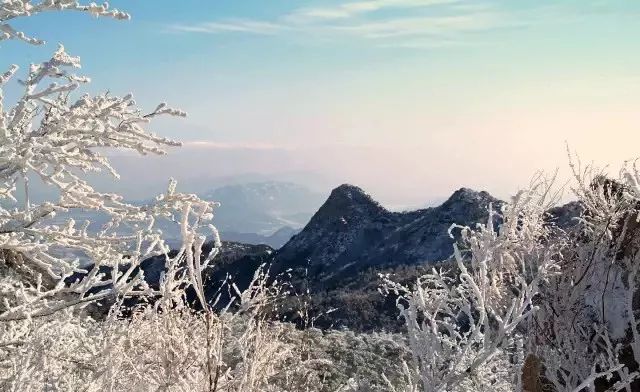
(262, 184), (502, 331)
(273, 184), (501, 292)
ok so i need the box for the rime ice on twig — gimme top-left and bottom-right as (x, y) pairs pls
(1, 1), (129, 45)
(0, 2), (210, 324)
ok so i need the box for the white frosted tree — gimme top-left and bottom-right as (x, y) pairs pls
(383, 177), (562, 391)
(1, 1), (128, 45)
(0, 1), (212, 321)
(385, 169), (640, 392)
(0, 3), (299, 391)
(530, 158), (640, 392)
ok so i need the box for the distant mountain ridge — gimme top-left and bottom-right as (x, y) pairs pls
(220, 226), (300, 249)
(203, 181), (326, 235)
(48, 181), (322, 250)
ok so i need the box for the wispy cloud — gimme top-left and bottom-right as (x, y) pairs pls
(331, 13), (502, 38)
(285, 0), (459, 23)
(171, 20), (284, 35)
(168, 0), (630, 49)
(168, 0), (509, 48)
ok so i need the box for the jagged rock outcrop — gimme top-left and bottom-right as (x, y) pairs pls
(273, 184), (501, 291)
(265, 184), (502, 330)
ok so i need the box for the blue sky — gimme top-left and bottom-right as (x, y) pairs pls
(3, 1), (640, 205)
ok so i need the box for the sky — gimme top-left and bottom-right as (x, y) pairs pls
(3, 0), (640, 207)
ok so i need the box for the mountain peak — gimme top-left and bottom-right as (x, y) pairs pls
(442, 187), (497, 207)
(284, 184), (388, 242)
(274, 183), (504, 298)
(330, 183), (370, 199)
(317, 184), (385, 217)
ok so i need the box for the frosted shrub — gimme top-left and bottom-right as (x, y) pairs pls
(383, 176), (562, 391)
(530, 159), (640, 391)
(91, 270), (294, 392)
(386, 164), (640, 392)
(0, 1), (196, 322)
(0, 304), (295, 391)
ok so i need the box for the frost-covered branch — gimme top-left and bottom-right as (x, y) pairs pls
(1, 0), (128, 45)
(0, 1), (215, 325)
(383, 178), (562, 392)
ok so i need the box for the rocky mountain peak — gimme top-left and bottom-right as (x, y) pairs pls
(273, 183), (503, 287)
(310, 184), (386, 224)
(443, 187), (497, 207)
(327, 184), (378, 206)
